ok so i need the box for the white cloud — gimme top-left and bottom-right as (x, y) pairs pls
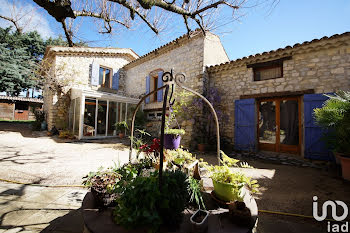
(0, 0), (56, 39)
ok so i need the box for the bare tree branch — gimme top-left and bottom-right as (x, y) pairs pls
(74, 10), (130, 29)
(29, 0), (268, 46)
(108, 0), (159, 34)
(183, 15), (191, 37)
(61, 19), (74, 47)
(192, 1), (239, 15)
(33, 0), (75, 21)
(0, 14), (22, 33)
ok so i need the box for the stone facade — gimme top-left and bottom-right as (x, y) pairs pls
(43, 30), (349, 156)
(43, 47), (138, 130)
(122, 31), (229, 146)
(207, 33), (350, 149)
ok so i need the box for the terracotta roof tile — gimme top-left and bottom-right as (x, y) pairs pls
(124, 29), (204, 68)
(207, 31), (350, 71)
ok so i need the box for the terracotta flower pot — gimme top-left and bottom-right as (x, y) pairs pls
(118, 133), (124, 139)
(197, 144), (206, 152)
(153, 161), (167, 170)
(339, 155), (350, 181)
(334, 152), (345, 165)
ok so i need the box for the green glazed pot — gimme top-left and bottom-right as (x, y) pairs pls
(212, 179), (245, 202)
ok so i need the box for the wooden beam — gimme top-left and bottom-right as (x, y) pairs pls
(247, 56), (292, 69)
(240, 89), (314, 99)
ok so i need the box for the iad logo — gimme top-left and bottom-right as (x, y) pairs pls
(313, 196), (349, 232)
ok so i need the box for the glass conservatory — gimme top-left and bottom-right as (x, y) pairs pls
(68, 88), (139, 139)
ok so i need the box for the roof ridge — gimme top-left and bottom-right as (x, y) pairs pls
(207, 31), (350, 70)
(124, 29), (205, 68)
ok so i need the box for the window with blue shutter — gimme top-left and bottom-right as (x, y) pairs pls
(304, 93), (334, 161)
(145, 76), (150, 104)
(91, 61), (99, 86)
(234, 98), (257, 151)
(157, 71), (164, 102)
(112, 70), (119, 90)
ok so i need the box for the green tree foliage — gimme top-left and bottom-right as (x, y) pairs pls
(314, 91), (350, 153)
(0, 27), (85, 96)
(0, 43), (35, 96)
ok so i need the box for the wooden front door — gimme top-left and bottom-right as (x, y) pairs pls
(257, 96), (301, 154)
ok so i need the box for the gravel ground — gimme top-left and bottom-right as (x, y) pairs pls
(199, 154), (350, 233)
(1, 122), (350, 233)
(0, 122), (130, 185)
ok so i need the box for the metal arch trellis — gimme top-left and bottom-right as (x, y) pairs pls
(129, 69), (221, 189)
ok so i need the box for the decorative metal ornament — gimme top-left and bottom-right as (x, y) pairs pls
(129, 69), (221, 189)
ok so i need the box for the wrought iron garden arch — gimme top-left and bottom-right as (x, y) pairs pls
(129, 69), (221, 188)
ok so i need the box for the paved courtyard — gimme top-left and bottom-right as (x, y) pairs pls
(0, 183), (85, 233)
(1, 122), (350, 233)
(0, 123), (129, 185)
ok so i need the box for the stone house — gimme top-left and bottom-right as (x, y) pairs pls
(43, 31), (228, 145)
(43, 46), (140, 137)
(43, 31), (350, 160)
(207, 32), (350, 160)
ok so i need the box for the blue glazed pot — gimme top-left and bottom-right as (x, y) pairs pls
(164, 134), (181, 150)
(41, 121), (47, 130)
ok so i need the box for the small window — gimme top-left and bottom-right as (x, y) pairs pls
(248, 57), (291, 81)
(147, 112), (162, 120)
(99, 66), (112, 88)
(147, 113), (156, 120)
(254, 65), (282, 81)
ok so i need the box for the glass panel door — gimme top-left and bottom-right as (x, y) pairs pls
(97, 100), (107, 136)
(84, 98), (96, 137)
(108, 101), (118, 136)
(258, 100), (277, 145)
(74, 97), (81, 136)
(258, 97), (301, 154)
(279, 98), (300, 153)
(280, 100), (299, 145)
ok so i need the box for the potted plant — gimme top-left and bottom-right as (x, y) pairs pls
(82, 170), (121, 208)
(209, 166), (247, 202)
(195, 125), (209, 152)
(196, 136), (207, 152)
(207, 152), (258, 202)
(314, 91), (350, 180)
(164, 128), (185, 150)
(115, 121), (128, 138)
(228, 201), (252, 226)
(190, 209), (209, 233)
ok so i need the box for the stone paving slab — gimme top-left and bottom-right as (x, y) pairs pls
(0, 182), (87, 233)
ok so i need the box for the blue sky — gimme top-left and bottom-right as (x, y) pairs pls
(1, 0), (350, 61)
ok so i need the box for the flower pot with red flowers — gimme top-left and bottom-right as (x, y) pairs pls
(115, 121), (128, 139)
(140, 138), (168, 169)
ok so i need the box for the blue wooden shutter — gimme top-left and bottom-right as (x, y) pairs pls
(91, 61), (99, 86)
(234, 98), (257, 151)
(304, 93), (333, 161)
(145, 76), (150, 104)
(112, 70), (119, 90)
(157, 71), (164, 102)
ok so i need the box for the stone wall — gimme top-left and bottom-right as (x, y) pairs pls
(123, 32), (229, 147)
(207, 41), (350, 145)
(44, 52), (134, 130)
